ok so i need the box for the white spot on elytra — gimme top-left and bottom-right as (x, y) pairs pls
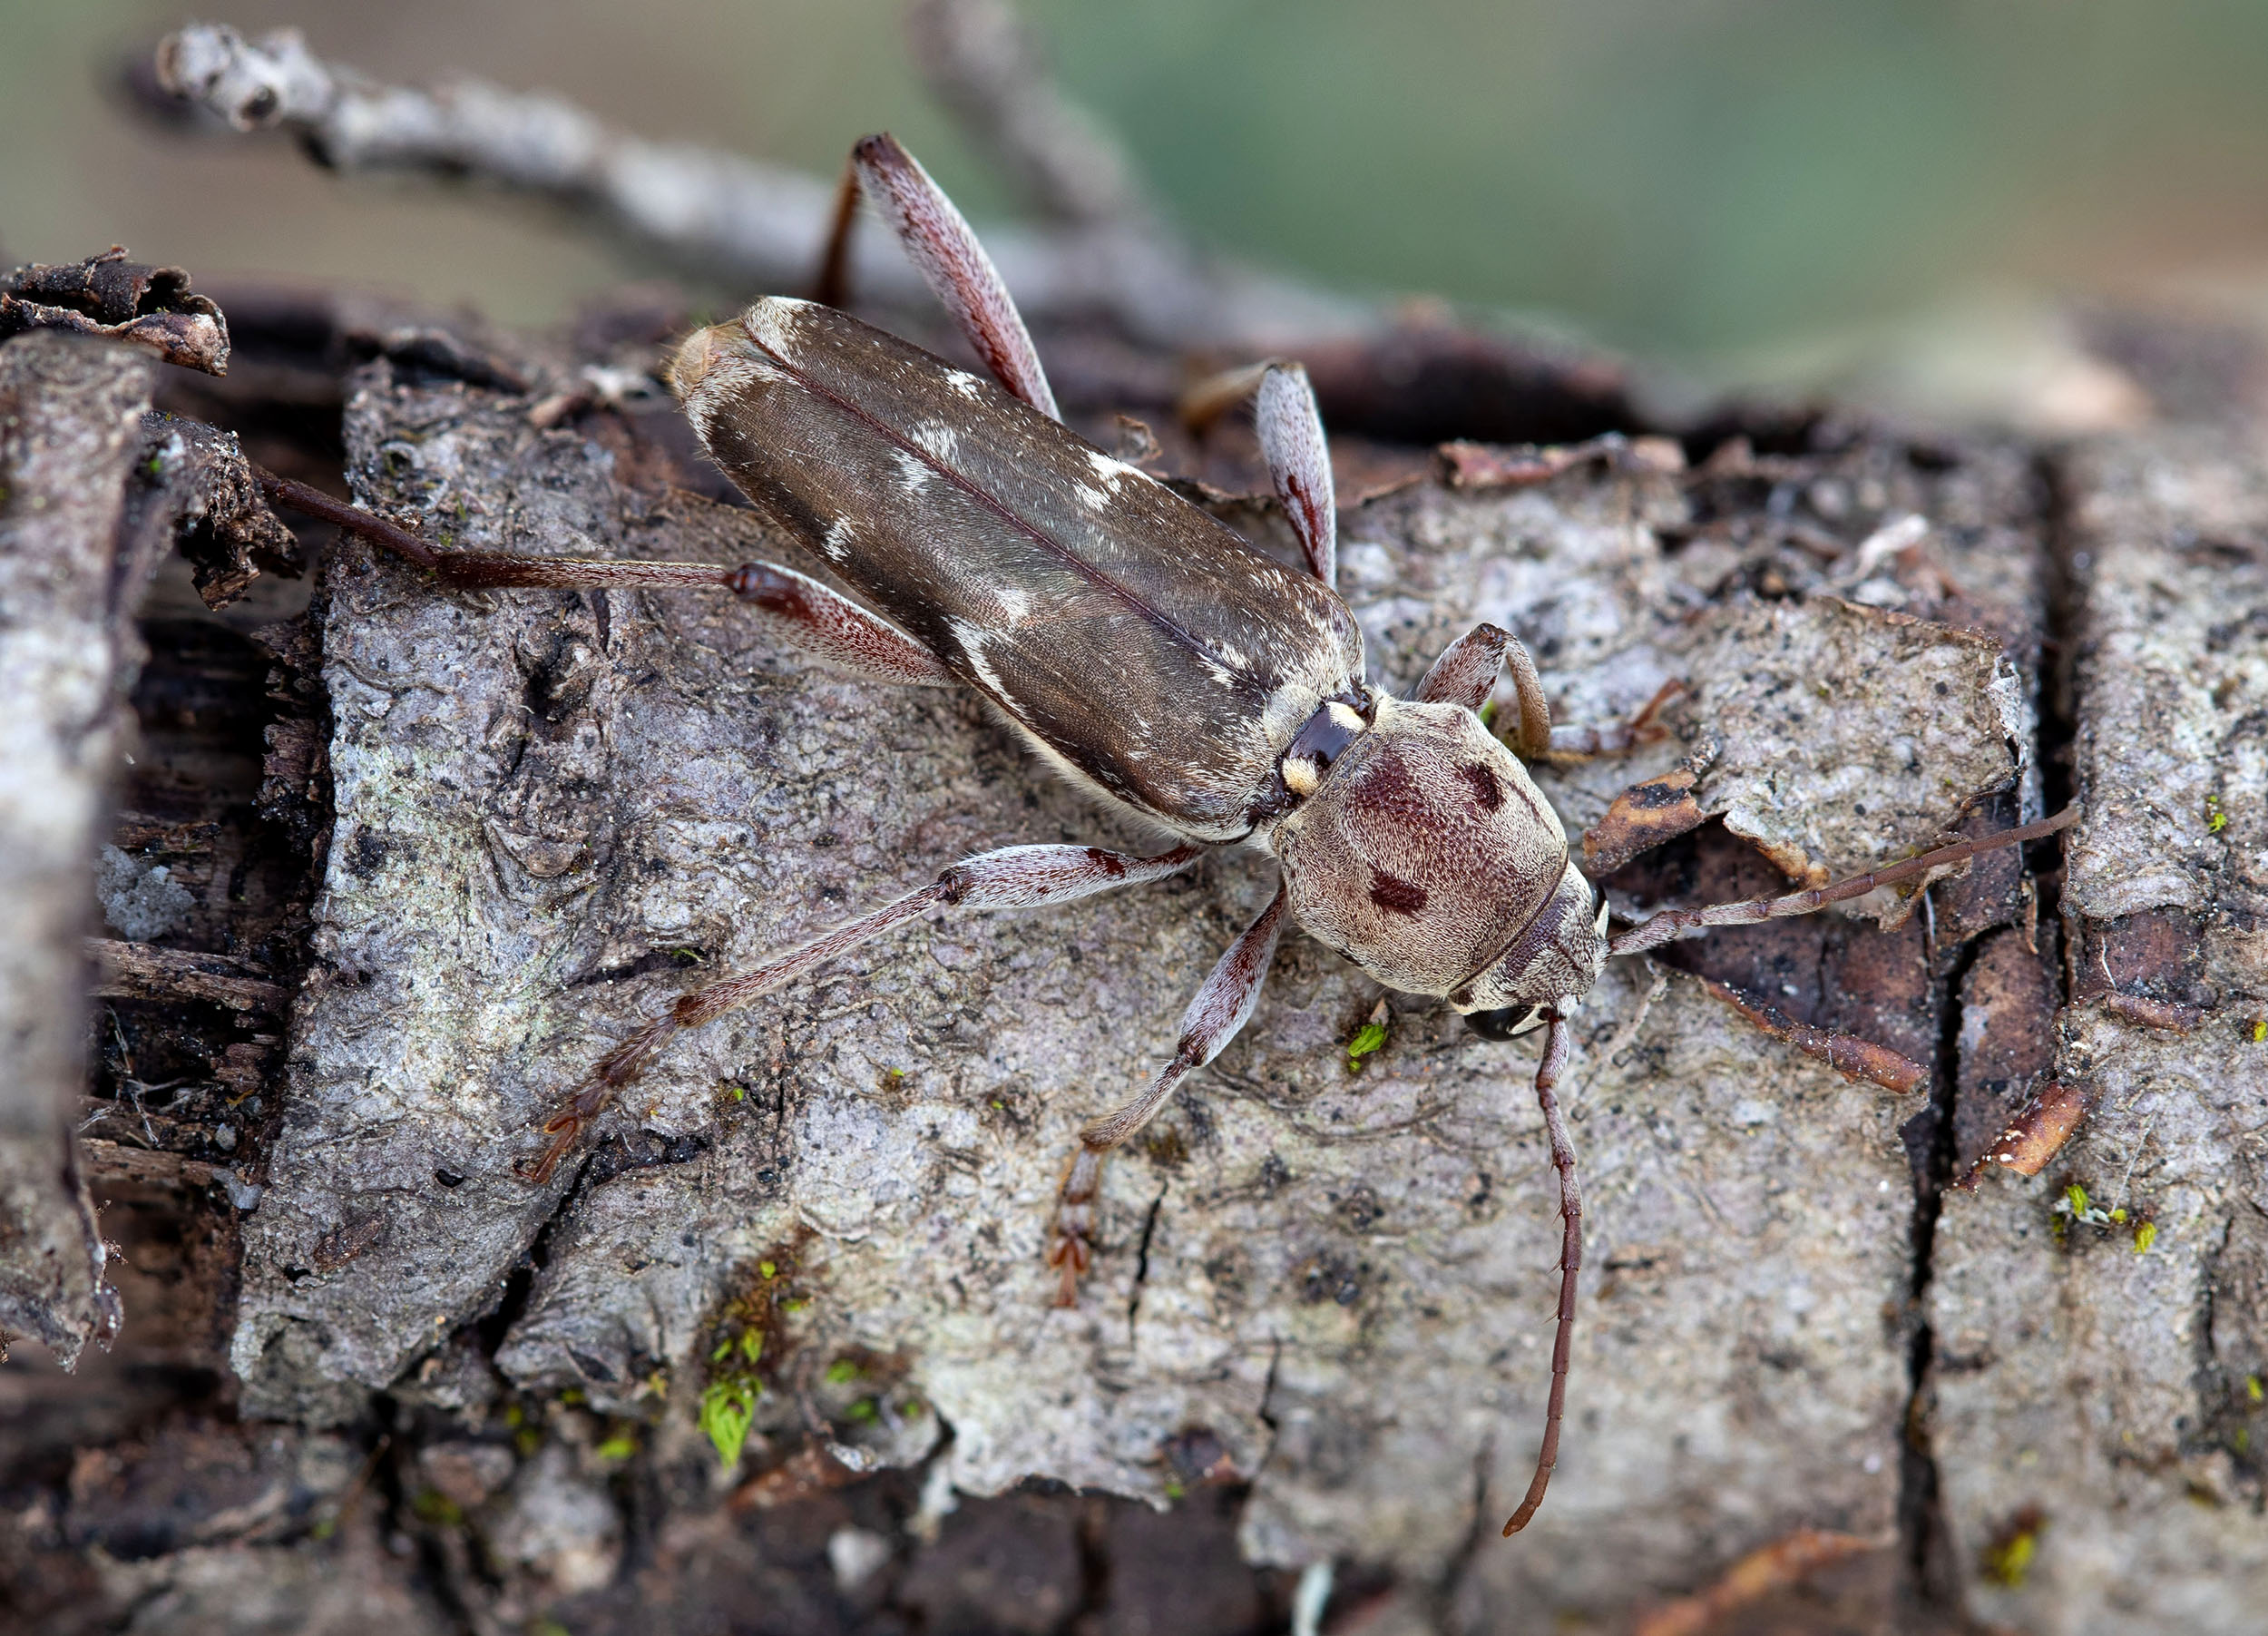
(944, 369), (984, 400)
(822, 516), (855, 560)
(1085, 449), (1147, 488)
(949, 619), (1014, 706)
(893, 446), (935, 493)
(740, 297), (807, 359)
(911, 420), (961, 463)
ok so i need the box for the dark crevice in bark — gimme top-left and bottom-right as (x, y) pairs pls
(1428, 1435), (1497, 1636)
(2030, 448), (2086, 836)
(1898, 928), (1988, 1615)
(1125, 1181), (1168, 1331)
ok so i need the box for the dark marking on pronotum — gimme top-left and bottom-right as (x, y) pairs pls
(1369, 870), (1428, 915)
(1461, 762), (1504, 811)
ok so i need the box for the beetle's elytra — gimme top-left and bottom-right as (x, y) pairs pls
(296, 132), (2077, 1536)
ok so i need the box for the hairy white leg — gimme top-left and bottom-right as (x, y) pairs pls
(1048, 882), (1288, 1304)
(1255, 362), (1337, 587)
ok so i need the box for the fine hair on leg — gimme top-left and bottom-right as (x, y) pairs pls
(1049, 883), (1287, 1303)
(1504, 1006), (1579, 1535)
(850, 132), (1061, 420)
(1254, 363), (1337, 588)
(1414, 622), (1551, 758)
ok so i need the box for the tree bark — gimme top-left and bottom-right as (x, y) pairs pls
(5, 280), (2264, 1636)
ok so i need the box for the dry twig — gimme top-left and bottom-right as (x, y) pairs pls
(152, 21), (1357, 351)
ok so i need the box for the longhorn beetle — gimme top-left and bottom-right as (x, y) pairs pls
(258, 133), (2077, 1536)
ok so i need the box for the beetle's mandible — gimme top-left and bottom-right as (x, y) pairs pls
(269, 132), (2077, 1536)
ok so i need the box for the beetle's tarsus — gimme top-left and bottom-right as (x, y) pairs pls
(515, 1111), (586, 1185)
(1047, 1145), (1103, 1308)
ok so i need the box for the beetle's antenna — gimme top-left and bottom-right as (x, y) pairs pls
(1504, 1006), (1579, 1535)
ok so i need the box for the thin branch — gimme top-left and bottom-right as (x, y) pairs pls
(906, 0), (1152, 229)
(152, 23), (1360, 352)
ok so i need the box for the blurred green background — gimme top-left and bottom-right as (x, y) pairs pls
(5, 0), (2267, 382)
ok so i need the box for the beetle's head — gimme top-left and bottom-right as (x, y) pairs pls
(667, 320), (743, 404)
(1272, 695), (1604, 1024)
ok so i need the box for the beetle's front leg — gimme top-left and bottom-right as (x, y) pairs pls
(1049, 884), (1287, 1305)
(1415, 622), (1684, 765)
(520, 840), (1203, 1183)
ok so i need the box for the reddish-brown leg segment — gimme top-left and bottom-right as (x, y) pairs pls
(1503, 1006), (1579, 1535)
(1049, 883), (1288, 1304)
(258, 467), (954, 687)
(1254, 363), (1337, 587)
(847, 132), (1061, 420)
(519, 841), (1204, 1183)
(810, 149), (864, 312)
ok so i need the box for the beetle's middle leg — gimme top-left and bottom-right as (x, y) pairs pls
(1048, 883), (1288, 1306)
(518, 840), (1204, 1183)
(1179, 360), (1341, 588)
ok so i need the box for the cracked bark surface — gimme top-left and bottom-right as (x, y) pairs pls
(1924, 422), (2268, 1633)
(0, 333), (160, 1368)
(9, 289), (2264, 1634)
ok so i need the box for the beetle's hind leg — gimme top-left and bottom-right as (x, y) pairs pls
(820, 132), (1061, 421)
(519, 840), (1203, 1183)
(257, 468), (955, 687)
(1049, 884), (1288, 1305)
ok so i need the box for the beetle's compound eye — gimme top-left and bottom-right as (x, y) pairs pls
(1280, 694), (1370, 798)
(1465, 1004), (1543, 1041)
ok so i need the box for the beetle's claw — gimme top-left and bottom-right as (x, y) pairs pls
(515, 1111), (586, 1185)
(1046, 1233), (1089, 1308)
